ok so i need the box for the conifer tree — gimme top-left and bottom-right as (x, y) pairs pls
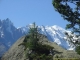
(52, 0), (80, 36)
(52, 0), (80, 55)
(20, 22), (54, 60)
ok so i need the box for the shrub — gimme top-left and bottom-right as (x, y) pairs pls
(75, 46), (80, 55)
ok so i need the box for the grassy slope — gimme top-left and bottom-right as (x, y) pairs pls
(1, 35), (80, 60)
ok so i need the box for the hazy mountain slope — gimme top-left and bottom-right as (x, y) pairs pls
(1, 35), (80, 60)
(0, 42), (8, 57)
(1, 36), (25, 60)
(0, 19), (25, 57)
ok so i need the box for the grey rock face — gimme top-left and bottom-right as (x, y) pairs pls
(1, 35), (80, 60)
(0, 19), (25, 57)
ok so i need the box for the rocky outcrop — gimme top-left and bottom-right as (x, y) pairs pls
(1, 36), (25, 60)
(1, 35), (80, 60)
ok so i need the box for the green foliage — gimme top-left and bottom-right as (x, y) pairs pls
(52, 0), (80, 55)
(54, 55), (59, 58)
(75, 46), (80, 55)
(33, 43), (54, 55)
(65, 31), (80, 55)
(27, 53), (53, 60)
(52, 0), (80, 35)
(53, 58), (80, 60)
(20, 23), (54, 60)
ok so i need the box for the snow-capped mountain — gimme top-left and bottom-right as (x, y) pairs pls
(21, 25), (75, 50)
(20, 24), (78, 51)
(0, 19), (78, 57)
(0, 18), (25, 57)
(39, 25), (74, 50)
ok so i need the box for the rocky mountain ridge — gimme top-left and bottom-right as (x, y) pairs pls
(0, 19), (79, 57)
(1, 35), (80, 60)
(0, 19), (25, 57)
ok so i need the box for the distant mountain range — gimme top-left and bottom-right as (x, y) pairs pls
(0, 18), (25, 57)
(0, 18), (77, 57)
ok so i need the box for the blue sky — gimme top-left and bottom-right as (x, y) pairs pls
(0, 0), (68, 28)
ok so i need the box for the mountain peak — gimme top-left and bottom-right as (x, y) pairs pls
(52, 25), (64, 30)
(33, 25), (75, 50)
(0, 21), (78, 57)
(2, 18), (13, 26)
